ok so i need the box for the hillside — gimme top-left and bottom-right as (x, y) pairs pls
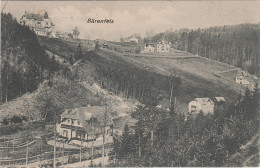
(148, 23), (260, 77)
(38, 37), (248, 115)
(1, 13), (59, 103)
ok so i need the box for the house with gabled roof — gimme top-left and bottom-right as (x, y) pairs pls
(235, 71), (250, 85)
(188, 97), (214, 114)
(56, 106), (113, 146)
(20, 10), (55, 37)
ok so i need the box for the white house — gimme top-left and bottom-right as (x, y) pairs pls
(141, 43), (155, 53)
(56, 106), (113, 147)
(20, 10), (55, 37)
(188, 98), (214, 114)
(156, 41), (170, 53)
(235, 71), (250, 85)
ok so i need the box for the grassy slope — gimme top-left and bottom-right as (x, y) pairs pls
(37, 37), (244, 113)
(95, 49), (243, 112)
(38, 36), (90, 59)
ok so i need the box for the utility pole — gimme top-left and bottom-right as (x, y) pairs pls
(138, 133), (141, 157)
(80, 133), (82, 162)
(102, 105), (108, 167)
(62, 139), (64, 164)
(54, 111), (56, 168)
(91, 126), (95, 162)
(102, 126), (105, 167)
(40, 140), (42, 167)
(26, 120), (30, 165)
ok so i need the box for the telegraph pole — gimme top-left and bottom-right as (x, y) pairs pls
(53, 111), (56, 168)
(91, 126), (95, 163)
(80, 133), (82, 162)
(62, 139), (64, 164)
(138, 133), (141, 157)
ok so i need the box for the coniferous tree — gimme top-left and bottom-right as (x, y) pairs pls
(120, 124), (131, 157)
(74, 44), (83, 60)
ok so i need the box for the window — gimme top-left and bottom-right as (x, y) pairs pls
(72, 120), (74, 124)
(67, 119), (70, 124)
(63, 130), (68, 137)
(78, 121), (80, 125)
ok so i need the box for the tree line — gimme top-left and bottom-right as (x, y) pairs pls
(1, 13), (60, 103)
(146, 23), (260, 76)
(92, 58), (181, 103)
(108, 84), (259, 167)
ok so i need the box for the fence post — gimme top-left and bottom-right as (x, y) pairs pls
(63, 139), (64, 164)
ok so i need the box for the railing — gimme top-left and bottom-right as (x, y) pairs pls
(60, 124), (85, 131)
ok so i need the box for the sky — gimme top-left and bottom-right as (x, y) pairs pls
(2, 1), (260, 41)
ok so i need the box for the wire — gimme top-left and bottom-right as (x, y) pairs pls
(1, 0), (8, 12)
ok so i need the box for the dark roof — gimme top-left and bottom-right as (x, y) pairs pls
(145, 43), (155, 47)
(61, 106), (113, 134)
(22, 11), (49, 21)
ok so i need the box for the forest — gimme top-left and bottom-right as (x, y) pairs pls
(82, 51), (182, 105)
(1, 13), (60, 104)
(108, 86), (260, 167)
(146, 23), (260, 76)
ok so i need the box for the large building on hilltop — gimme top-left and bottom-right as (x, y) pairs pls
(20, 10), (55, 37)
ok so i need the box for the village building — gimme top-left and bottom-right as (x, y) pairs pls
(188, 98), (214, 114)
(141, 43), (155, 53)
(20, 10), (55, 37)
(156, 41), (171, 53)
(234, 71), (257, 90)
(235, 71), (250, 85)
(56, 106), (113, 147)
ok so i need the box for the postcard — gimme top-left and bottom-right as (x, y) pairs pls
(1, 0), (259, 167)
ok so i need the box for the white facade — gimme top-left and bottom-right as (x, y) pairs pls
(142, 43), (155, 53)
(56, 107), (113, 147)
(188, 98), (214, 114)
(157, 41), (170, 53)
(235, 75), (250, 85)
(20, 11), (55, 37)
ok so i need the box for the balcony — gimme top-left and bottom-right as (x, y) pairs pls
(60, 124), (85, 131)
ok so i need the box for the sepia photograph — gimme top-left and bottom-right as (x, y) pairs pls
(0, 0), (259, 167)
